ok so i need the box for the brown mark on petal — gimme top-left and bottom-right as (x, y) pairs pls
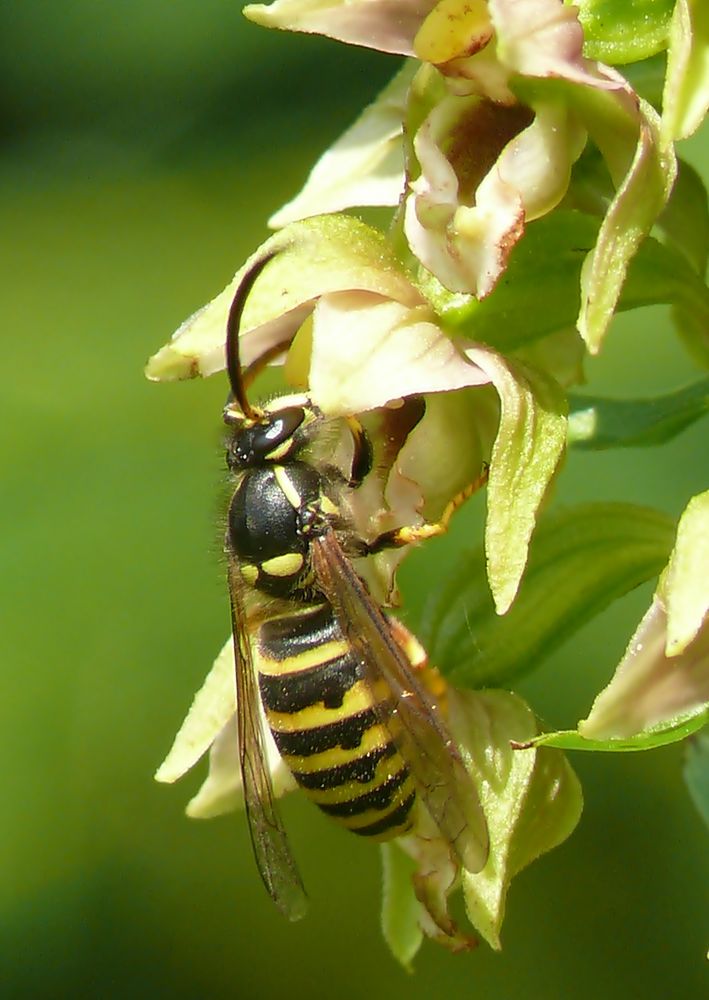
(445, 100), (534, 204)
(413, 870), (478, 952)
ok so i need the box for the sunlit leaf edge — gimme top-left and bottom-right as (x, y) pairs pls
(567, 377), (709, 450)
(516, 706), (709, 752)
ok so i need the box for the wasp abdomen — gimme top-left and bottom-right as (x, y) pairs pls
(257, 603), (416, 840)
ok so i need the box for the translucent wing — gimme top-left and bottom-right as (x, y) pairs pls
(311, 528), (489, 873)
(227, 556), (308, 920)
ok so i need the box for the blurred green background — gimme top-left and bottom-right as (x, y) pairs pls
(2, 3), (707, 997)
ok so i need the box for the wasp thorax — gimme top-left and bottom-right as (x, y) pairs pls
(226, 405), (306, 469)
(227, 462), (323, 597)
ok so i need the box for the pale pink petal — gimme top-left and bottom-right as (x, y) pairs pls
(187, 713), (296, 819)
(580, 598), (709, 740)
(244, 0), (437, 55)
(490, 0), (622, 91)
(269, 65), (412, 227)
(308, 291), (489, 414)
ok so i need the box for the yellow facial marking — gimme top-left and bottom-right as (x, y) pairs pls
(240, 564), (258, 585)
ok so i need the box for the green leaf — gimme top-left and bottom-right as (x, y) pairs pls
(660, 490), (709, 655)
(662, 0), (709, 143)
(567, 378), (709, 449)
(465, 351), (567, 615)
(380, 843), (423, 970)
(521, 708), (709, 751)
(684, 728), (709, 829)
(423, 503), (675, 688)
(623, 235), (709, 345)
(673, 300), (709, 369)
(656, 158), (709, 277)
(450, 691), (582, 951)
(576, 0), (674, 64)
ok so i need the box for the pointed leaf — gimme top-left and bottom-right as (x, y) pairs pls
(155, 638), (235, 784)
(423, 503), (675, 688)
(656, 158), (709, 277)
(568, 379), (709, 450)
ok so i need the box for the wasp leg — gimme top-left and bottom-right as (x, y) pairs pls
(364, 465), (489, 555)
(345, 416), (373, 488)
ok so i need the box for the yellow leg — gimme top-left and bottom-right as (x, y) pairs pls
(367, 465), (488, 553)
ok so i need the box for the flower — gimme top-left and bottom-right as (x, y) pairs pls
(148, 212), (579, 957)
(251, 0), (674, 344)
(581, 490), (709, 741)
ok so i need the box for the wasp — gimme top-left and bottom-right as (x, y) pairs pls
(223, 252), (489, 919)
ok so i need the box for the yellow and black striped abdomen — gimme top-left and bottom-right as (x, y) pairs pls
(256, 603), (416, 840)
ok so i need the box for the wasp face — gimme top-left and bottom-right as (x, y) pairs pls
(225, 403), (309, 470)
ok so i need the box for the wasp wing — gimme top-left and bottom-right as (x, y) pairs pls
(310, 529), (489, 873)
(227, 556), (308, 920)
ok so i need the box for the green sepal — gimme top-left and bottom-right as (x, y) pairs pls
(518, 707), (709, 752)
(659, 490), (709, 655)
(430, 210), (706, 358)
(662, 0), (709, 144)
(577, 99), (676, 354)
(466, 352), (567, 615)
(380, 843), (423, 971)
(422, 503), (675, 688)
(568, 378), (709, 450)
(575, 0), (674, 64)
(145, 214), (419, 381)
(452, 691), (582, 951)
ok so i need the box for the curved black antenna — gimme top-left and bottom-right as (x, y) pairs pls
(225, 250), (279, 418)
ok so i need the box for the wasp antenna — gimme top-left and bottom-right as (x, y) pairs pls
(226, 250), (279, 418)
